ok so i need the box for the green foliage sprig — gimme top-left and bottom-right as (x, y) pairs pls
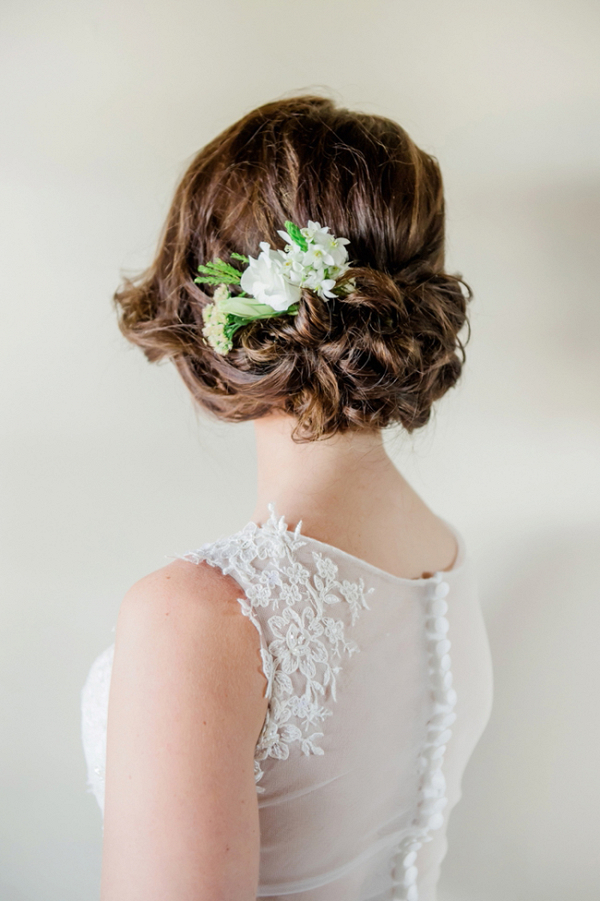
(194, 256), (249, 287)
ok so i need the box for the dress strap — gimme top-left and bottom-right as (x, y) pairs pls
(176, 503), (375, 792)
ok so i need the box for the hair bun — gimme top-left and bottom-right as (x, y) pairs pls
(113, 96), (472, 442)
(261, 264), (469, 439)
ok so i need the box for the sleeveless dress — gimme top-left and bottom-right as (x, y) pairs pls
(81, 502), (493, 901)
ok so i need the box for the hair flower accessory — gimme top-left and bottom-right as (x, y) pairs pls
(194, 220), (353, 354)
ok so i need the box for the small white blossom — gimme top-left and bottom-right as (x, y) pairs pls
(311, 229), (350, 269)
(303, 243), (336, 269)
(303, 268), (337, 299)
(301, 220), (329, 242)
(201, 300), (232, 355)
(213, 283), (230, 303)
(278, 253), (306, 285)
(275, 220), (350, 298)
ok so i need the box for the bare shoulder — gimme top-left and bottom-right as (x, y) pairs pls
(102, 557), (269, 899)
(118, 555), (248, 619)
(113, 556), (269, 715)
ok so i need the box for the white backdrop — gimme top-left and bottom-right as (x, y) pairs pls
(1, 1), (599, 899)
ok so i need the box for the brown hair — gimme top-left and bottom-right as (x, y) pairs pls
(114, 95), (471, 442)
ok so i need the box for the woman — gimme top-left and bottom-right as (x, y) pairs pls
(81, 95), (494, 901)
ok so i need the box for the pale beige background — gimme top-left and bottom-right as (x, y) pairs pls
(1, 1), (599, 899)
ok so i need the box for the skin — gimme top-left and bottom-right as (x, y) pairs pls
(100, 412), (458, 900)
(251, 413), (458, 581)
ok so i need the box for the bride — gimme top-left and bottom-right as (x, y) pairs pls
(81, 94), (493, 901)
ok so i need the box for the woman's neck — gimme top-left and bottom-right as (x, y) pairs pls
(251, 413), (407, 532)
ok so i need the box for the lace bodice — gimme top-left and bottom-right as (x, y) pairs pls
(179, 508), (376, 792)
(81, 504), (494, 901)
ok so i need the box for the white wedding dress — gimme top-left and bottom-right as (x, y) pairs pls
(81, 503), (493, 900)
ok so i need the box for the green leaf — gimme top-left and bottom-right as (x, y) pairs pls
(230, 252), (249, 263)
(220, 303), (300, 341)
(194, 273), (240, 286)
(196, 260), (223, 271)
(219, 297), (280, 318)
(284, 220), (308, 252)
(196, 259), (242, 284)
(210, 259), (243, 279)
(223, 310), (297, 343)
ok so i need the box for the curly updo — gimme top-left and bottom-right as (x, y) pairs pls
(114, 95), (471, 443)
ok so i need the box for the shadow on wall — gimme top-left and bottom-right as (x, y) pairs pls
(439, 522), (600, 901)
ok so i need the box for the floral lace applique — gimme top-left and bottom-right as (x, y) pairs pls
(180, 503), (374, 792)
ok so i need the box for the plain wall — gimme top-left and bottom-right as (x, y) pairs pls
(1, 1), (599, 899)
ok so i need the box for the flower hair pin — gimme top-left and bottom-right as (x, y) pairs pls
(194, 220), (352, 354)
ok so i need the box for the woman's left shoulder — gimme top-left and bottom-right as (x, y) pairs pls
(101, 558), (268, 896)
(110, 558), (270, 746)
(117, 555), (251, 620)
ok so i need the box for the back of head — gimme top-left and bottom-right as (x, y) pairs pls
(115, 95), (471, 442)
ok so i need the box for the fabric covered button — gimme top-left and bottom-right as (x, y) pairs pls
(428, 812), (444, 830)
(403, 851), (417, 867)
(425, 756), (443, 773)
(432, 670), (452, 691)
(418, 800), (438, 818)
(403, 865), (418, 885)
(430, 770), (446, 792)
(425, 744), (446, 760)
(430, 671), (445, 690)
(435, 639), (451, 656)
(431, 580), (449, 599)
(429, 711), (449, 727)
(440, 654), (451, 671)
(406, 884), (418, 901)
(435, 728), (452, 746)
(434, 711), (455, 728)
(423, 783), (443, 800)
(430, 599), (448, 616)
(424, 745), (444, 760)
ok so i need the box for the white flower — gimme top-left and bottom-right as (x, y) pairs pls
(201, 301), (232, 355)
(277, 226), (302, 248)
(312, 231), (350, 269)
(303, 268), (337, 299)
(303, 243), (336, 269)
(301, 220), (329, 242)
(213, 284), (230, 303)
(318, 281), (338, 299)
(278, 251), (306, 285)
(240, 242), (301, 311)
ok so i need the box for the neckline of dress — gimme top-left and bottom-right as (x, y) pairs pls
(250, 504), (467, 587)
